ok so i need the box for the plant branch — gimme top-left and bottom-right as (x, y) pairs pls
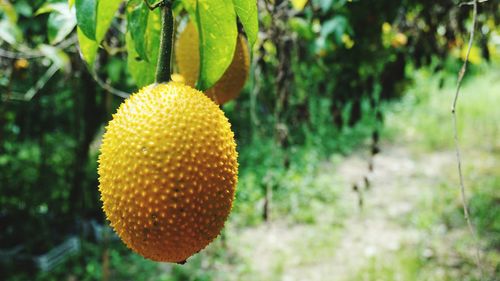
(91, 71), (130, 99)
(0, 35), (78, 59)
(3, 63), (60, 101)
(155, 1), (174, 83)
(451, 0), (484, 278)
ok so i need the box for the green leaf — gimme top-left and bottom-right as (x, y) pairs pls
(321, 15), (352, 44)
(47, 11), (77, 45)
(181, 0), (196, 14)
(0, 0), (18, 22)
(233, 0), (258, 46)
(14, 0), (32, 17)
(126, 9), (161, 87)
(127, 0), (150, 61)
(289, 18), (314, 40)
(37, 2), (77, 45)
(196, 0), (238, 90)
(36, 3), (69, 15)
(96, 0), (122, 42)
(77, 27), (99, 68)
(68, 0), (76, 9)
(75, 0), (97, 40)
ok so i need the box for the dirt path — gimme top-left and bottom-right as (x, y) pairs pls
(228, 143), (462, 281)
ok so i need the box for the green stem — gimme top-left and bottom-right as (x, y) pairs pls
(155, 1), (174, 83)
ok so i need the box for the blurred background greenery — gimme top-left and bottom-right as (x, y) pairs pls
(1, 0), (499, 280)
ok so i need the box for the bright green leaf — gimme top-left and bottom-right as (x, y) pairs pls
(172, 0), (184, 14)
(96, 0), (122, 42)
(126, 9), (161, 87)
(233, 0), (258, 46)
(196, 0), (238, 90)
(0, 0), (19, 23)
(127, 0), (150, 61)
(75, 0), (97, 40)
(35, 3), (70, 15)
(77, 27), (99, 68)
(181, 0), (196, 15)
(68, 0), (76, 9)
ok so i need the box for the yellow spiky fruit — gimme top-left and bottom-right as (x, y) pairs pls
(98, 82), (238, 263)
(175, 22), (250, 105)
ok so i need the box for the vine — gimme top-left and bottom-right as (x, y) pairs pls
(452, 0), (486, 278)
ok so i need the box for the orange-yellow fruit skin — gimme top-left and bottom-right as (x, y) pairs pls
(176, 22), (250, 105)
(171, 73), (186, 84)
(175, 23), (199, 87)
(97, 82), (238, 263)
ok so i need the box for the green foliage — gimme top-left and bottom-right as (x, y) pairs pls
(126, 9), (161, 87)
(95, 0), (122, 43)
(75, 0), (120, 68)
(35, 2), (76, 45)
(194, 0), (237, 90)
(73, 0), (258, 89)
(75, 0), (97, 40)
(384, 64), (500, 152)
(469, 177), (500, 249)
(233, 0), (258, 46)
(127, 0), (151, 61)
(77, 27), (98, 67)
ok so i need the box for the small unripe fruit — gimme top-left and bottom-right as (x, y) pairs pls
(98, 82), (238, 263)
(176, 22), (250, 105)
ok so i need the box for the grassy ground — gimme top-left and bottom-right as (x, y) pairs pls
(366, 65), (500, 281)
(222, 65), (500, 281)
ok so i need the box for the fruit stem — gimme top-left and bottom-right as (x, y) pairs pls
(155, 1), (174, 83)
